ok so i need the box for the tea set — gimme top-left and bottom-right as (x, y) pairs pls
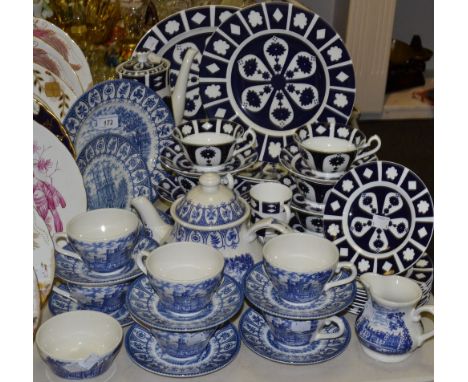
(33, 1), (435, 379)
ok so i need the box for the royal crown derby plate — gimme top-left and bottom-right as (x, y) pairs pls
(126, 275), (243, 332)
(33, 64), (78, 122)
(76, 134), (155, 209)
(135, 5), (238, 121)
(34, 17), (93, 91)
(33, 208), (55, 304)
(244, 263), (356, 320)
(160, 140), (258, 177)
(323, 161), (434, 276)
(33, 121), (87, 235)
(48, 285), (133, 327)
(33, 37), (83, 96)
(240, 308), (351, 365)
(33, 98), (75, 157)
(33, 269), (41, 332)
(125, 322), (240, 378)
(199, 2), (355, 163)
(63, 79), (175, 189)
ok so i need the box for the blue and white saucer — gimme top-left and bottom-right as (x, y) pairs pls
(126, 275), (243, 332)
(48, 286), (133, 327)
(240, 308), (350, 365)
(244, 263), (356, 320)
(125, 322), (240, 377)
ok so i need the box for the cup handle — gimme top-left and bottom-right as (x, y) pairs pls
(52, 232), (82, 261)
(220, 173), (235, 189)
(411, 305), (434, 347)
(355, 135), (381, 162)
(314, 316), (345, 341)
(245, 217), (293, 243)
(233, 129), (257, 156)
(283, 204), (292, 223)
(134, 249), (151, 275)
(52, 285), (78, 303)
(323, 261), (357, 291)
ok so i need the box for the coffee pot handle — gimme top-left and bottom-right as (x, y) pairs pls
(323, 261), (357, 291)
(411, 305), (434, 347)
(314, 316), (345, 341)
(52, 232), (82, 261)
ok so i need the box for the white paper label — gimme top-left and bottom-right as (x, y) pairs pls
(290, 321), (312, 331)
(97, 115), (119, 129)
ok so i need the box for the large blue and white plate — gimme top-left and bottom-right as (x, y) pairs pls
(244, 263), (356, 320)
(125, 322), (240, 377)
(126, 275), (243, 332)
(76, 134), (154, 209)
(323, 161), (434, 275)
(240, 308), (350, 365)
(135, 5), (238, 121)
(48, 285), (133, 327)
(63, 79), (175, 188)
(199, 2), (355, 163)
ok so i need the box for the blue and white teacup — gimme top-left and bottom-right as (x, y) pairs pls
(249, 182), (292, 224)
(135, 242), (225, 314)
(173, 119), (256, 171)
(53, 208), (140, 273)
(262, 312), (345, 346)
(52, 281), (131, 313)
(293, 122), (381, 176)
(263, 233), (357, 303)
(149, 327), (217, 358)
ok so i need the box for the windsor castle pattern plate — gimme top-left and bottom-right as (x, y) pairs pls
(199, 2), (355, 163)
(323, 161), (434, 276)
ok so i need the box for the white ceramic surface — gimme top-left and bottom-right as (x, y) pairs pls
(33, 269), (41, 332)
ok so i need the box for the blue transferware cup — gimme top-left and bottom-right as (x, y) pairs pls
(53, 208), (140, 273)
(135, 242), (225, 314)
(263, 233), (357, 303)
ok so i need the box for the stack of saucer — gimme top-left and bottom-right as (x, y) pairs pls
(240, 234), (357, 365)
(125, 242), (243, 378)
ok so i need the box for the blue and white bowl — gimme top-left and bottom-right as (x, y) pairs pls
(35, 311), (122, 379)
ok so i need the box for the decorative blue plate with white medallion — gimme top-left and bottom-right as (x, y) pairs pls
(135, 5), (238, 121)
(63, 79), (175, 189)
(244, 263), (356, 320)
(48, 285), (133, 327)
(126, 275), (243, 332)
(199, 2), (355, 163)
(240, 308), (350, 365)
(323, 161), (434, 276)
(125, 322), (240, 377)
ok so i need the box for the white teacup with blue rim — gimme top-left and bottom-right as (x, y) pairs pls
(263, 233), (357, 303)
(53, 209), (140, 273)
(262, 312), (345, 346)
(293, 122), (381, 177)
(249, 182), (292, 224)
(173, 119), (256, 171)
(135, 242), (225, 314)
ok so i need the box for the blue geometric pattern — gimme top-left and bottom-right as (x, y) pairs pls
(172, 224), (241, 250)
(125, 323), (240, 377)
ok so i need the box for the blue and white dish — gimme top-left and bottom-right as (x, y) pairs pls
(161, 140), (258, 177)
(290, 207), (324, 235)
(126, 275), (243, 332)
(199, 2), (355, 163)
(323, 161), (434, 275)
(63, 79), (175, 189)
(240, 308), (351, 365)
(135, 6), (238, 121)
(125, 322), (240, 377)
(244, 263), (356, 320)
(48, 285), (134, 327)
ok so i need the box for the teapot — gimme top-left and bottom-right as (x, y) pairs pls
(116, 48), (197, 125)
(355, 273), (434, 363)
(131, 173), (292, 284)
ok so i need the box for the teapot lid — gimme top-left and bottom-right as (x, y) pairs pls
(174, 173), (246, 227)
(115, 51), (170, 78)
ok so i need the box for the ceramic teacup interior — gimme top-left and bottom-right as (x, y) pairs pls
(35, 311), (122, 360)
(301, 136), (357, 153)
(182, 132), (235, 146)
(66, 209), (139, 242)
(250, 182), (292, 203)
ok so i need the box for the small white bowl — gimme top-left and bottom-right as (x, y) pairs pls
(35, 310), (122, 379)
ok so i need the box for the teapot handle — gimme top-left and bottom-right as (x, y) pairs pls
(411, 305), (434, 347)
(245, 217), (293, 243)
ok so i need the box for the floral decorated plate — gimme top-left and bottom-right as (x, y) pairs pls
(323, 161), (434, 276)
(240, 308), (351, 365)
(33, 37), (83, 96)
(135, 5), (238, 121)
(33, 63), (77, 122)
(34, 17), (93, 91)
(33, 121), (86, 235)
(63, 79), (175, 189)
(125, 322), (240, 377)
(199, 2), (355, 163)
(33, 269), (41, 332)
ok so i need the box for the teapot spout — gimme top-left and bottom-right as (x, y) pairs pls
(171, 47), (198, 125)
(131, 196), (172, 244)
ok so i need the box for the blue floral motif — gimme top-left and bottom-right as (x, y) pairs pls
(225, 253), (254, 285)
(175, 198), (244, 226)
(172, 225), (240, 250)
